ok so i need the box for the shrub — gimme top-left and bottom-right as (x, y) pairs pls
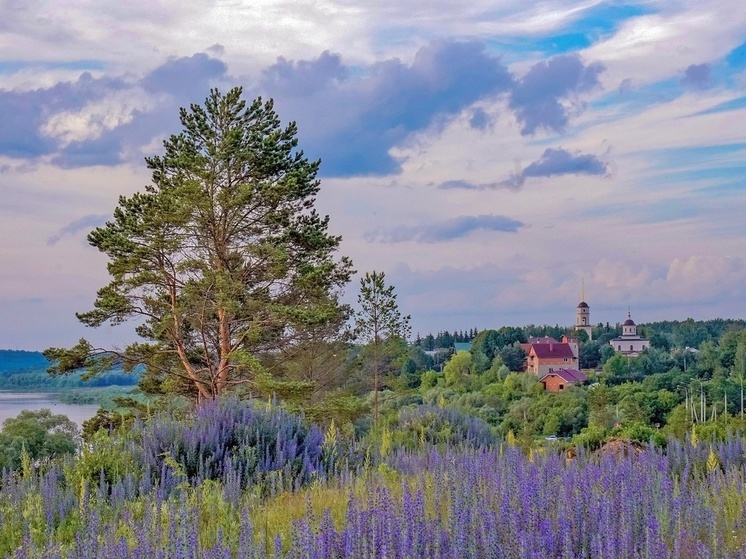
(616, 422), (667, 447)
(67, 429), (141, 488)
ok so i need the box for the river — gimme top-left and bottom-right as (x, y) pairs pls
(0, 392), (100, 428)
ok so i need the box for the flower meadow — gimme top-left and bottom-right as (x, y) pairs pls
(2, 400), (746, 558)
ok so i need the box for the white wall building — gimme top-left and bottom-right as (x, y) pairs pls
(609, 311), (650, 356)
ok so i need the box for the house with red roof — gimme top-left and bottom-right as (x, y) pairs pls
(539, 368), (587, 392)
(525, 342), (578, 376)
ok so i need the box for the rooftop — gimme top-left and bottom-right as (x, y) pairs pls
(529, 343), (576, 359)
(539, 368), (587, 383)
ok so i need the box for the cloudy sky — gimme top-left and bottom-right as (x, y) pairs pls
(2, 0), (746, 350)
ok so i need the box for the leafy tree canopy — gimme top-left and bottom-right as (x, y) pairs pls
(0, 409), (78, 471)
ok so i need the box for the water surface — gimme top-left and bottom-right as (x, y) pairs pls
(0, 392), (100, 428)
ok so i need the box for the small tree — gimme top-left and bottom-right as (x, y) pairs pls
(354, 271), (410, 424)
(0, 409), (79, 470)
(443, 350), (473, 391)
(44, 88), (352, 401)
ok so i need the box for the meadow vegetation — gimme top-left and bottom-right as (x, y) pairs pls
(1, 398), (745, 558)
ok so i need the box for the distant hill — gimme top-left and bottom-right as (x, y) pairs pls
(0, 349), (139, 390)
(0, 350), (49, 373)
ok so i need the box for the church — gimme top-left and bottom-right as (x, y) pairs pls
(608, 310), (650, 356)
(574, 293), (650, 357)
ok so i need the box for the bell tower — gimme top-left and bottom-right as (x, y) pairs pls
(575, 281), (593, 340)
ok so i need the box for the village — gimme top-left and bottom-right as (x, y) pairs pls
(446, 292), (651, 393)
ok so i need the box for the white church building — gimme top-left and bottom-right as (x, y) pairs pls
(609, 310), (650, 356)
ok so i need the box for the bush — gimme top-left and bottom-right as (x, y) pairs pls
(67, 429), (141, 488)
(572, 425), (609, 451)
(615, 422), (667, 447)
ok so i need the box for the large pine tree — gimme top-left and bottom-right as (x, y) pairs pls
(45, 88), (353, 401)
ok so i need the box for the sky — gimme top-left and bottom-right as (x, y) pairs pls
(2, 0), (746, 350)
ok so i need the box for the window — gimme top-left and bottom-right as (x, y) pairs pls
(559, 384), (564, 390)
(563, 357), (568, 362)
(630, 345), (634, 351)
(618, 345), (621, 351)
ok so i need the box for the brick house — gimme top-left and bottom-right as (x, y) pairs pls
(525, 342), (578, 376)
(539, 368), (587, 392)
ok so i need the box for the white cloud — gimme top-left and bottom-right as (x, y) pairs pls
(666, 255), (746, 292)
(592, 259), (660, 290)
(39, 88), (157, 147)
(584, 2), (746, 88)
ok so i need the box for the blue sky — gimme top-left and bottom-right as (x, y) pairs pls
(1, 0), (746, 349)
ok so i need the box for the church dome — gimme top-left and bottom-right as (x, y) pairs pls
(623, 310), (635, 327)
(577, 301), (589, 309)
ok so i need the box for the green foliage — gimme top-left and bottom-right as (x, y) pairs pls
(661, 404), (691, 439)
(579, 340), (602, 369)
(79, 394), (158, 442)
(471, 328), (526, 370)
(58, 386), (141, 407)
(587, 383), (616, 429)
(602, 353), (645, 384)
(649, 331), (672, 351)
(443, 351), (473, 391)
(499, 385), (588, 437)
(572, 425), (609, 450)
(387, 405), (497, 450)
(354, 271), (411, 345)
(614, 422), (667, 447)
(498, 344), (527, 372)
(483, 358), (509, 384)
(0, 409), (79, 471)
(44, 339), (106, 379)
(67, 429), (140, 487)
(689, 413), (746, 442)
(300, 393), (369, 434)
(0, 367), (139, 390)
(419, 370), (439, 389)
